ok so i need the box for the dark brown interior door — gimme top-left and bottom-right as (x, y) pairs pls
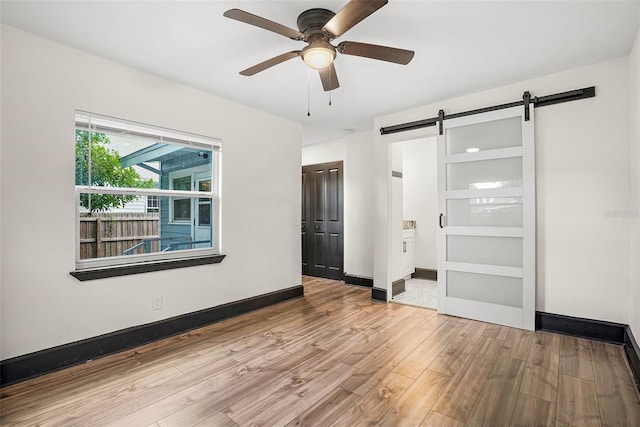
(301, 161), (343, 280)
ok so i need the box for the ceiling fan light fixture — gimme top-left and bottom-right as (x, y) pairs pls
(301, 44), (336, 70)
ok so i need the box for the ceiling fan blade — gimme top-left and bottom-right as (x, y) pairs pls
(337, 41), (414, 65)
(224, 9), (304, 40)
(323, 0), (388, 38)
(319, 63), (340, 91)
(240, 51), (301, 76)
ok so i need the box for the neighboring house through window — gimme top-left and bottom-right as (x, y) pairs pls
(74, 111), (221, 270)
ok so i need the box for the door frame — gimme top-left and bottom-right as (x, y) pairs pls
(167, 164), (214, 250)
(376, 129), (439, 300)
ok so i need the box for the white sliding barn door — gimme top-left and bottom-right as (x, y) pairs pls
(437, 105), (535, 330)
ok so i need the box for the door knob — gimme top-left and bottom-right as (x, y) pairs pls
(315, 225), (320, 230)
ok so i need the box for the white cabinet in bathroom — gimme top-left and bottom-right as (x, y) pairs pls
(401, 228), (415, 278)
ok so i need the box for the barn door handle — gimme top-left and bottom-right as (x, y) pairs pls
(439, 213), (444, 229)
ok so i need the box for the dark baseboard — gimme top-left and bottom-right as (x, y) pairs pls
(412, 268), (437, 281)
(536, 311), (626, 344)
(392, 278), (406, 297)
(625, 326), (640, 391)
(371, 287), (387, 302)
(0, 285), (303, 387)
(343, 274), (373, 288)
(536, 311), (640, 393)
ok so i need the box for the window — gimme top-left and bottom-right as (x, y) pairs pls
(170, 174), (193, 222)
(74, 111), (221, 271)
(146, 195), (159, 213)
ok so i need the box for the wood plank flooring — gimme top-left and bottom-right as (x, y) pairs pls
(1, 276), (639, 426)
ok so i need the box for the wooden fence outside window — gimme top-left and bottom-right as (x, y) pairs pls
(79, 213), (160, 259)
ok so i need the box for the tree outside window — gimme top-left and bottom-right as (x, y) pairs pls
(75, 130), (153, 213)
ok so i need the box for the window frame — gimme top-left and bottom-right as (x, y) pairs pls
(74, 111), (222, 272)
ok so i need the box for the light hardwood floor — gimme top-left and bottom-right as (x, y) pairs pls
(1, 276), (639, 426)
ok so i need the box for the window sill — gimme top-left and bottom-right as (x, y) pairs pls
(70, 254), (226, 281)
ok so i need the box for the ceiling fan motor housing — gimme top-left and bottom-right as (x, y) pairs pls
(297, 8), (336, 41)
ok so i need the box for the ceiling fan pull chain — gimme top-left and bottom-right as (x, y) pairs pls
(307, 70), (311, 117)
(328, 70), (332, 106)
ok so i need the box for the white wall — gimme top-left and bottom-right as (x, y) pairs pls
(390, 143), (404, 281)
(629, 27), (640, 339)
(402, 138), (438, 270)
(302, 138), (346, 166)
(374, 57), (632, 324)
(0, 25), (302, 360)
(302, 131), (374, 278)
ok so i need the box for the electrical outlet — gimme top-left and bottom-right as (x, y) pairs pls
(151, 296), (163, 311)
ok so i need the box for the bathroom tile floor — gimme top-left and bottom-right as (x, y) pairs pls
(392, 278), (437, 309)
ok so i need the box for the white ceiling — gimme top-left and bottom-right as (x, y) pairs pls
(2, 1), (639, 144)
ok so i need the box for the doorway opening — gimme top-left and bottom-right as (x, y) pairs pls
(390, 137), (438, 309)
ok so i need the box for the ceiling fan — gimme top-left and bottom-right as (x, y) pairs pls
(223, 0), (414, 91)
